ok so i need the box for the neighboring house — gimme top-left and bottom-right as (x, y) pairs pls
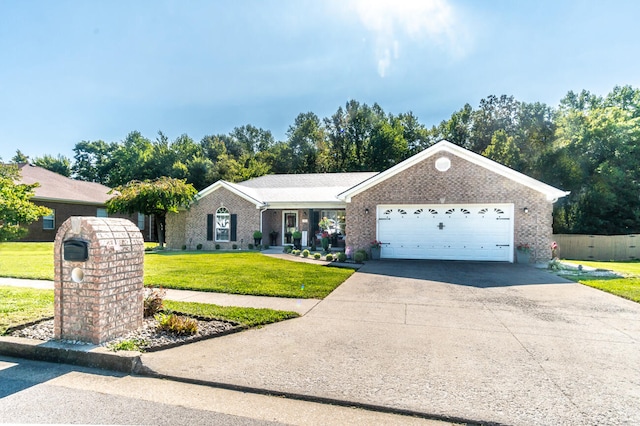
(15, 164), (156, 242)
(167, 141), (569, 262)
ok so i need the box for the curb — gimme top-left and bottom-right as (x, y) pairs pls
(0, 336), (141, 373)
(134, 367), (492, 426)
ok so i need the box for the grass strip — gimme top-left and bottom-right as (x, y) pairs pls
(164, 300), (299, 327)
(0, 286), (54, 334)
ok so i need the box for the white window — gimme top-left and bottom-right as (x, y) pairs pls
(320, 210), (346, 235)
(137, 213), (145, 230)
(215, 207), (230, 242)
(96, 208), (108, 217)
(43, 210), (55, 230)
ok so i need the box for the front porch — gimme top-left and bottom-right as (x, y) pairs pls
(260, 208), (346, 249)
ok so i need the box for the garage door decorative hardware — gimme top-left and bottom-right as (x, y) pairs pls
(437, 222), (445, 230)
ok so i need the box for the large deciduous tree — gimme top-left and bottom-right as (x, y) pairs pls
(33, 154), (72, 177)
(0, 164), (51, 242)
(106, 177), (197, 247)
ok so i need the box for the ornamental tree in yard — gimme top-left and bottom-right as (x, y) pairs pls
(106, 177), (197, 248)
(0, 164), (51, 242)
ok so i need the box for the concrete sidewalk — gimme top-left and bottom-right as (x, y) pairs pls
(0, 277), (319, 315)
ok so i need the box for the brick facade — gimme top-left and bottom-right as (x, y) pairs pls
(22, 200), (155, 242)
(53, 217), (144, 344)
(171, 188), (261, 250)
(346, 154), (553, 262)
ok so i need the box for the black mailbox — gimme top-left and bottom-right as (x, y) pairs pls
(63, 239), (89, 262)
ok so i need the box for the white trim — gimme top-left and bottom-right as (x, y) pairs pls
(267, 201), (346, 209)
(338, 140), (570, 202)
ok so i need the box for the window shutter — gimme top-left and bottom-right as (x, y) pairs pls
(230, 214), (237, 241)
(206, 214), (213, 241)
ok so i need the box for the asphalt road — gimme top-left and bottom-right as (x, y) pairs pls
(0, 356), (450, 425)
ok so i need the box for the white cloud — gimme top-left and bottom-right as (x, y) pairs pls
(350, 0), (467, 77)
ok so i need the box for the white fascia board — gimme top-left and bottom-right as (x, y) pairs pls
(265, 201), (347, 210)
(339, 140), (570, 202)
(195, 180), (265, 208)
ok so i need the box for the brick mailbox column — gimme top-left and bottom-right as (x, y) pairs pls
(53, 217), (144, 344)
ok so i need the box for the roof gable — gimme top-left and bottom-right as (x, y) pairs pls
(196, 180), (265, 208)
(338, 140), (570, 202)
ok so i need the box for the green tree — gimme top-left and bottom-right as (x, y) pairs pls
(72, 140), (114, 184)
(285, 112), (325, 173)
(482, 130), (521, 169)
(33, 154), (72, 177)
(0, 164), (51, 242)
(11, 150), (29, 163)
(106, 177), (197, 247)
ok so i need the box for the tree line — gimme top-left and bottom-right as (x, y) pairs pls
(8, 85), (640, 235)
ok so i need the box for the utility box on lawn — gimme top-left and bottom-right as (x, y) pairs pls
(53, 217), (144, 344)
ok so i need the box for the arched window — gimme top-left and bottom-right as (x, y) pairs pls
(216, 207), (230, 242)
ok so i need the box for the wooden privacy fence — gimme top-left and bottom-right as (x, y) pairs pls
(553, 234), (640, 261)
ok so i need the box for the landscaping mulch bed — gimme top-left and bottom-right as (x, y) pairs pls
(8, 315), (245, 352)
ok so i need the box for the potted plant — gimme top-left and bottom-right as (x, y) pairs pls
(516, 243), (531, 264)
(269, 230), (279, 246)
(370, 240), (382, 260)
(321, 231), (330, 252)
(292, 230), (302, 250)
(253, 230), (262, 247)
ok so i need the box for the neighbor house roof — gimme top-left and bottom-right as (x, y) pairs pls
(197, 172), (378, 209)
(16, 163), (113, 205)
(338, 140), (570, 202)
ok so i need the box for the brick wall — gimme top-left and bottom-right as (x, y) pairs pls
(22, 200), (154, 242)
(346, 154), (553, 262)
(53, 217), (144, 344)
(181, 188), (260, 250)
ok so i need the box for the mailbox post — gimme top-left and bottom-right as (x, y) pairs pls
(53, 216), (144, 344)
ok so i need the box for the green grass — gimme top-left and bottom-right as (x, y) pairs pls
(164, 300), (299, 327)
(0, 243), (353, 299)
(564, 259), (640, 276)
(1, 286), (299, 335)
(0, 286), (54, 334)
(145, 251), (352, 298)
(561, 259), (640, 303)
(0, 243), (54, 280)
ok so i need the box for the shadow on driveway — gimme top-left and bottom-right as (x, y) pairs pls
(357, 259), (574, 288)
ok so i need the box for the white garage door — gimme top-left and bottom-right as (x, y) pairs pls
(377, 204), (514, 262)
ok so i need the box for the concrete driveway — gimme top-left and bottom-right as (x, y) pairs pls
(140, 261), (640, 425)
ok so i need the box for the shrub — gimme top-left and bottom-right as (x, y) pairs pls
(291, 249), (300, 255)
(284, 246), (292, 253)
(232, 244), (238, 250)
(248, 243), (254, 250)
(155, 312), (198, 335)
(325, 253), (334, 261)
(144, 287), (166, 317)
(263, 244), (269, 249)
(215, 244), (220, 250)
(313, 253), (321, 260)
(354, 251), (365, 263)
(181, 245), (187, 250)
(302, 249), (310, 258)
(355, 249), (368, 261)
(196, 243), (203, 250)
(337, 252), (346, 262)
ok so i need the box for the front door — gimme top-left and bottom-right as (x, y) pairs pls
(283, 211), (298, 244)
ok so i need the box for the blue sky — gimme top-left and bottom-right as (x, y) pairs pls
(2, 0), (639, 162)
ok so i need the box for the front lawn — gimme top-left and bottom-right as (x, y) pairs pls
(145, 251), (352, 298)
(1, 286), (299, 335)
(561, 259), (640, 303)
(0, 243), (353, 299)
(0, 286), (54, 334)
(0, 242), (54, 280)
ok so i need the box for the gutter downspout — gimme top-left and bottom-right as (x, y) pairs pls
(259, 205), (269, 234)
